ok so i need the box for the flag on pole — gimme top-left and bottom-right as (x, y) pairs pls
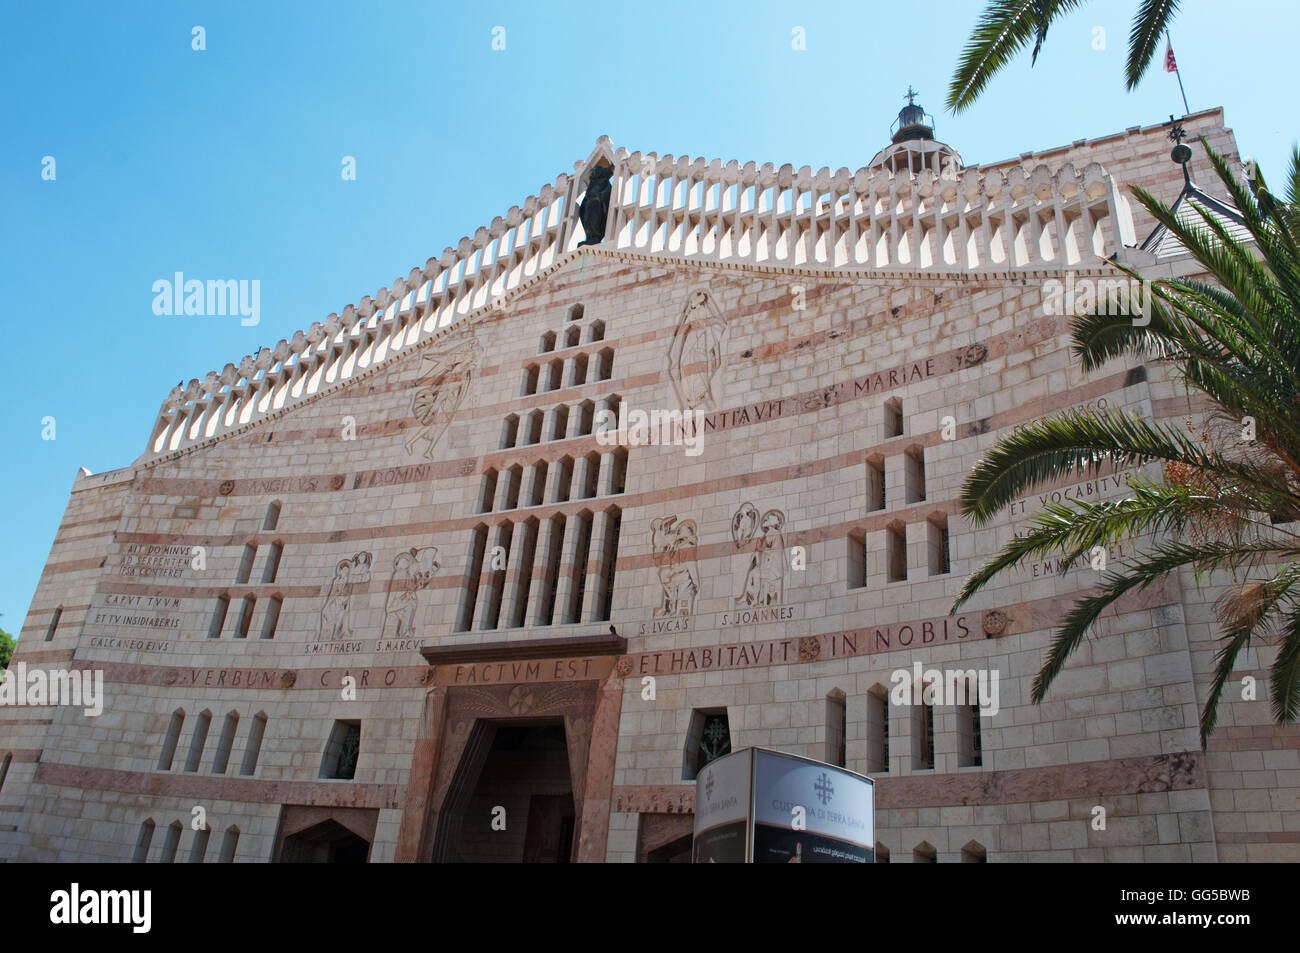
(1164, 38), (1178, 73)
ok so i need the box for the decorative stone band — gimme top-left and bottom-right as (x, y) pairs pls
(611, 751), (1207, 814)
(141, 135), (1135, 465)
(68, 578), (1183, 696)
(33, 760), (402, 810)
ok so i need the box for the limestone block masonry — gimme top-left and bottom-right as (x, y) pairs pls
(3, 106), (1296, 863)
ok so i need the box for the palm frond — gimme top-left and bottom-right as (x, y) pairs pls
(958, 407), (1275, 525)
(1125, 0), (1181, 90)
(1032, 539), (1300, 705)
(947, 0), (1084, 113)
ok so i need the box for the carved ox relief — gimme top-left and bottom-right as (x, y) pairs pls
(405, 330), (484, 460)
(667, 289), (728, 412)
(319, 552), (372, 641)
(649, 515), (700, 618)
(381, 547), (440, 640)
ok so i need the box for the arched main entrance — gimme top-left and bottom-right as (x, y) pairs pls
(395, 635), (626, 863)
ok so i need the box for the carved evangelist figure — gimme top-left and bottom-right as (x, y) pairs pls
(319, 552), (372, 641)
(650, 516), (700, 617)
(381, 546), (441, 639)
(732, 504), (785, 607)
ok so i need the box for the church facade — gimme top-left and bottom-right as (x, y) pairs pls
(4, 104), (1296, 862)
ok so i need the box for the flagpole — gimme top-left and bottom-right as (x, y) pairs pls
(1167, 30), (1190, 116)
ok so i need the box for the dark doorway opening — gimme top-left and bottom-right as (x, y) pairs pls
(450, 721), (576, 863)
(279, 819), (371, 863)
(646, 832), (693, 863)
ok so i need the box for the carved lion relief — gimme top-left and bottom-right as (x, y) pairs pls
(381, 547), (440, 639)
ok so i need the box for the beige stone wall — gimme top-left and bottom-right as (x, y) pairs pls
(2, 111), (1293, 864)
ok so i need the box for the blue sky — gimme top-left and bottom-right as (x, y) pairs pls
(1, 0), (1296, 639)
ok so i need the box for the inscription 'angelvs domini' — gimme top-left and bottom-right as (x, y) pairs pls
(7, 108), (1293, 865)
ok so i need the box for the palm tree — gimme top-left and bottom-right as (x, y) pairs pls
(951, 140), (1300, 745)
(948, 0), (1184, 113)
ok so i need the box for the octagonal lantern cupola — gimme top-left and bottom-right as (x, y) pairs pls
(891, 86), (935, 143)
(868, 86), (963, 178)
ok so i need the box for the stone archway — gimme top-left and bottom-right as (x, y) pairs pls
(273, 805), (378, 862)
(395, 637), (624, 863)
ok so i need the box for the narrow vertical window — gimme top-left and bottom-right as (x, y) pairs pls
(234, 595), (256, 639)
(132, 819), (155, 863)
(479, 470), (498, 514)
(867, 688), (889, 773)
(927, 513), (950, 576)
(913, 701), (934, 770)
(866, 455), (886, 511)
(235, 544), (257, 584)
(597, 509), (621, 622)
(44, 606), (63, 641)
(826, 690), (847, 767)
(503, 466), (522, 510)
(261, 542), (283, 583)
(884, 397), (903, 437)
(240, 712), (268, 776)
(551, 405), (570, 441)
(457, 525), (488, 632)
(212, 712), (240, 775)
(189, 826), (211, 863)
(904, 446), (926, 503)
(184, 710), (213, 773)
(913, 842), (937, 863)
(875, 843), (890, 864)
(259, 594), (282, 640)
(847, 531), (867, 589)
(959, 703), (984, 768)
(508, 519), (539, 629)
(483, 523), (513, 630)
(219, 826), (240, 863)
(263, 501), (281, 531)
(582, 452), (601, 499)
(528, 461), (548, 507)
(207, 594), (230, 639)
(611, 448), (628, 494)
(887, 522), (907, 582)
(158, 709), (185, 771)
(537, 515), (566, 627)
(566, 512), (594, 624)
(553, 457), (574, 503)
(160, 822), (183, 863)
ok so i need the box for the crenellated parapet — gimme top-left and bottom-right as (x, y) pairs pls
(141, 136), (1136, 464)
